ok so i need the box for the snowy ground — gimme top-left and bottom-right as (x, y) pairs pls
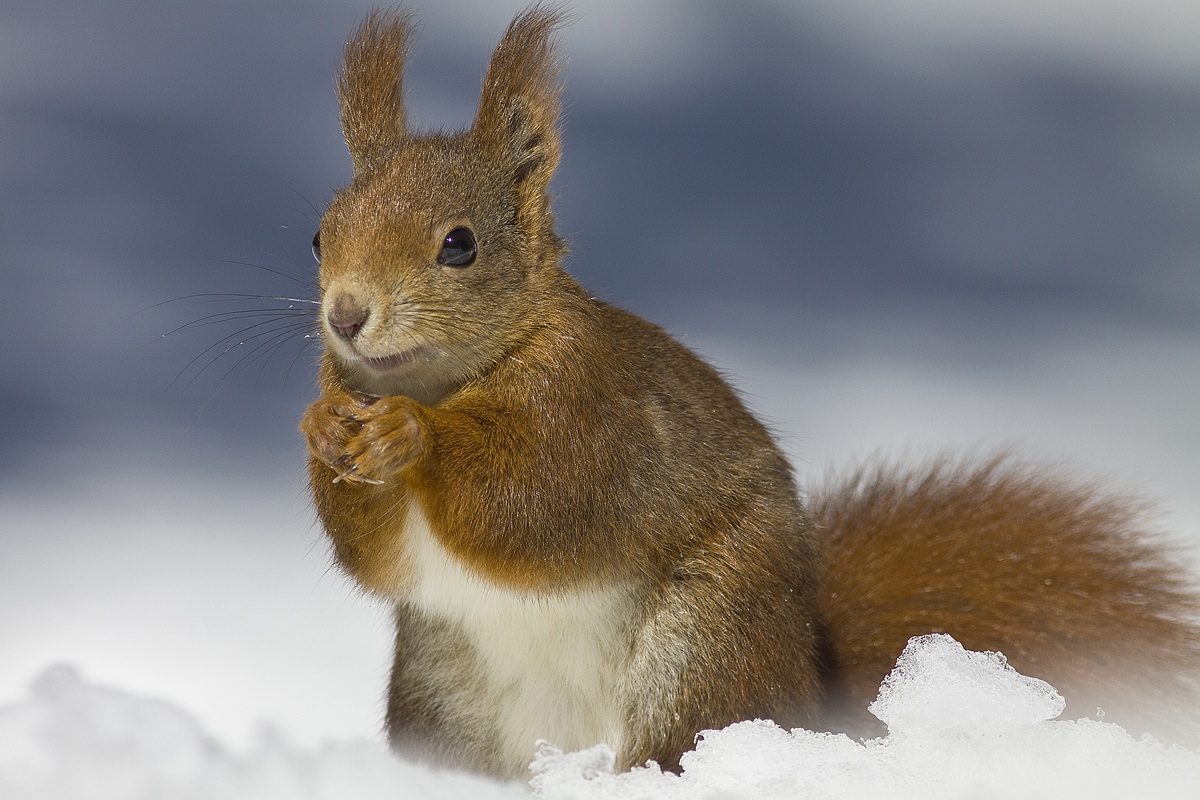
(3, 635), (1198, 800)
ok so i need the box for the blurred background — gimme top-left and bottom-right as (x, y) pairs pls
(1, 0), (1197, 749)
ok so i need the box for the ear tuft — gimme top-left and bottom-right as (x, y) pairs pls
(339, 8), (416, 174)
(473, 6), (565, 219)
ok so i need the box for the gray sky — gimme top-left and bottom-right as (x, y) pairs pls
(1, 0), (1197, 748)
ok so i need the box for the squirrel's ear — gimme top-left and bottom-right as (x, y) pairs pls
(472, 7), (564, 221)
(338, 9), (415, 174)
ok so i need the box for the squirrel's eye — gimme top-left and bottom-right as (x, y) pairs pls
(311, 230), (321, 263)
(437, 227), (477, 267)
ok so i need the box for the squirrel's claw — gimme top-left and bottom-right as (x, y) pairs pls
(331, 454), (385, 485)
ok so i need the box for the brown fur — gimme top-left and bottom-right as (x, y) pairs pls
(814, 455), (1200, 741)
(300, 6), (1200, 779)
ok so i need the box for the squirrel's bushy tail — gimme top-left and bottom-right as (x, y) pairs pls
(812, 454), (1200, 742)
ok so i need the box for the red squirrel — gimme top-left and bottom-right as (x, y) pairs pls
(300, 8), (1200, 779)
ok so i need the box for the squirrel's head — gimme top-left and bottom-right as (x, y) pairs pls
(314, 7), (565, 403)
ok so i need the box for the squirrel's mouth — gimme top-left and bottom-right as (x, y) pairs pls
(361, 348), (421, 372)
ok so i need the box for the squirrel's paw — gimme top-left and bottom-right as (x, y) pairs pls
(301, 392), (376, 481)
(336, 396), (425, 485)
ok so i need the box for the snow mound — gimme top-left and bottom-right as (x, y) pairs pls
(0, 663), (525, 800)
(532, 635), (1200, 800)
(3, 635), (1199, 799)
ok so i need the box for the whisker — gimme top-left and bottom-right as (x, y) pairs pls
(173, 323), (310, 393)
(171, 317), (317, 392)
(286, 187), (327, 224)
(144, 292), (319, 311)
(165, 307), (317, 334)
(216, 259), (320, 290)
(227, 325), (313, 379)
(180, 323), (319, 429)
(186, 323), (315, 395)
(284, 334), (324, 382)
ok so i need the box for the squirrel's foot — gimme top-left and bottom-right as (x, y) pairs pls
(336, 395), (425, 485)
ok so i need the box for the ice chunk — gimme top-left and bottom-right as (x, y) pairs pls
(868, 633), (1066, 735)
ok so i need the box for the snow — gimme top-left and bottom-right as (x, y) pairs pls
(867, 634), (1065, 734)
(2, 635), (1197, 800)
(0, 665), (525, 800)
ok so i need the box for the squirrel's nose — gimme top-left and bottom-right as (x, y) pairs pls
(327, 293), (369, 340)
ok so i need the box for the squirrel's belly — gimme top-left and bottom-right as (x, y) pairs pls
(399, 500), (633, 766)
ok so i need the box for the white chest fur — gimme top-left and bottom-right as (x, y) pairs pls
(399, 501), (632, 767)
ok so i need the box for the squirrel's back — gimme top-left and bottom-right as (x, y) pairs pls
(814, 455), (1200, 741)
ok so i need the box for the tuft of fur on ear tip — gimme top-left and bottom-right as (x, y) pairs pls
(473, 5), (565, 192)
(339, 7), (416, 174)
